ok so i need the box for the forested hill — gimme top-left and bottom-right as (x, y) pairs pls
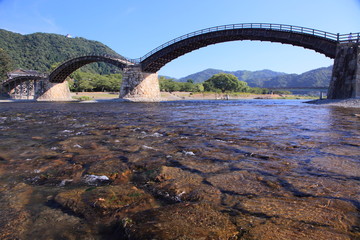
(0, 29), (122, 74)
(178, 69), (287, 85)
(262, 66), (332, 88)
(178, 66), (333, 88)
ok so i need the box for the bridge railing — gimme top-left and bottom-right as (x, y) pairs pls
(7, 73), (48, 79)
(131, 23), (360, 63)
(338, 32), (360, 43)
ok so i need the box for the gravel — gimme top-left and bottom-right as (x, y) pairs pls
(306, 98), (360, 108)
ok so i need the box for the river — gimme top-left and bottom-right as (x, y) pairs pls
(0, 99), (359, 239)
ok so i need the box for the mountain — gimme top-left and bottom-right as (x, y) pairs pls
(177, 66), (333, 88)
(261, 66), (332, 88)
(178, 68), (287, 85)
(0, 29), (122, 74)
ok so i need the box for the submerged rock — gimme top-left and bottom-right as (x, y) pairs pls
(0, 183), (33, 239)
(86, 158), (129, 178)
(145, 166), (221, 203)
(54, 184), (159, 223)
(122, 202), (239, 240)
(23, 208), (94, 240)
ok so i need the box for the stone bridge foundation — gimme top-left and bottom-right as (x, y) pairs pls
(328, 43), (360, 99)
(119, 66), (161, 102)
(36, 80), (72, 101)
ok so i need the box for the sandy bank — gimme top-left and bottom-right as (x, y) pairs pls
(160, 92), (295, 100)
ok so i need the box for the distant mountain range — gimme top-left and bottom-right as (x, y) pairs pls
(177, 66), (333, 88)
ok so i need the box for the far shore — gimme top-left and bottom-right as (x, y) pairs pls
(71, 91), (316, 101)
(2, 92), (359, 108)
(70, 92), (360, 108)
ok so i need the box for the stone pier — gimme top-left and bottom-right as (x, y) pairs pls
(36, 80), (72, 101)
(120, 66), (161, 102)
(328, 43), (360, 99)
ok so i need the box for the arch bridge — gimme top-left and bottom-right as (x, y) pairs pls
(134, 23), (348, 73)
(2, 72), (48, 99)
(3, 23), (360, 101)
(127, 23), (359, 100)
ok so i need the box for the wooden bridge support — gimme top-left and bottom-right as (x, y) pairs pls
(5, 78), (71, 101)
(8, 80), (36, 100)
(119, 65), (161, 102)
(328, 43), (360, 99)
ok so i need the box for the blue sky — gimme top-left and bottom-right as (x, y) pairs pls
(1, 0), (360, 78)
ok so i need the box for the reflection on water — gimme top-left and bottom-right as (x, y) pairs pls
(0, 100), (359, 239)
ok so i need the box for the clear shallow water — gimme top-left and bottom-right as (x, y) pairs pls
(0, 99), (359, 239)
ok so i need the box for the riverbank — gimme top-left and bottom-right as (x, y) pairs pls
(306, 98), (360, 108)
(161, 91), (318, 100)
(3, 92), (359, 109)
(71, 91), (315, 101)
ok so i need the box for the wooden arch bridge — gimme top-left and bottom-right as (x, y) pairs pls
(2, 23), (360, 101)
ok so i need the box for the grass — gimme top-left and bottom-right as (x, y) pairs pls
(72, 96), (93, 101)
(71, 92), (119, 100)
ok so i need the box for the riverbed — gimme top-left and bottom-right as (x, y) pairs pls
(0, 99), (359, 239)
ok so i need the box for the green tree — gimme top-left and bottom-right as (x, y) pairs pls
(106, 74), (122, 91)
(70, 71), (122, 92)
(195, 83), (204, 92)
(180, 82), (197, 92)
(159, 77), (204, 93)
(235, 80), (250, 92)
(159, 77), (181, 92)
(203, 79), (217, 92)
(0, 48), (14, 81)
(204, 73), (247, 93)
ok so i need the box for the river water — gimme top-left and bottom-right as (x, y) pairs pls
(0, 99), (359, 239)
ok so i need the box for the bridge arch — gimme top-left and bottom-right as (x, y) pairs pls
(138, 23), (342, 73)
(49, 55), (134, 83)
